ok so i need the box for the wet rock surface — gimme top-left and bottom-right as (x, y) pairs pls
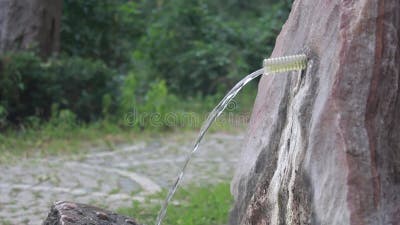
(230, 0), (400, 224)
(42, 201), (141, 225)
(0, 132), (244, 225)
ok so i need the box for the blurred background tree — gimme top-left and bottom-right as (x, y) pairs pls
(0, 0), (62, 57)
(0, 0), (292, 129)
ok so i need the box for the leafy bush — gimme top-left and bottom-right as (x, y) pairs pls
(48, 109), (78, 131)
(0, 52), (55, 125)
(135, 0), (291, 96)
(0, 52), (118, 126)
(120, 72), (138, 115)
(140, 80), (171, 120)
(120, 73), (178, 130)
(135, 0), (241, 95)
(0, 105), (8, 128)
(0, 0), (292, 130)
(61, 0), (291, 96)
(48, 56), (118, 121)
(61, 0), (143, 69)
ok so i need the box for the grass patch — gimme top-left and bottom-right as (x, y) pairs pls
(0, 120), (152, 163)
(0, 113), (247, 164)
(118, 183), (233, 225)
(0, 85), (256, 163)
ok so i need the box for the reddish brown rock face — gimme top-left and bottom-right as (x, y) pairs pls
(230, 0), (400, 224)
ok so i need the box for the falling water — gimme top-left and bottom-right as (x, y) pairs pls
(155, 68), (265, 225)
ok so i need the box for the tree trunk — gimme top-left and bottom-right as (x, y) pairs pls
(0, 0), (62, 57)
(230, 0), (400, 224)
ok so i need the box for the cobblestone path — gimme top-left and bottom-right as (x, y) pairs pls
(0, 132), (244, 225)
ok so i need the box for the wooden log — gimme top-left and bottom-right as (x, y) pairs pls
(42, 201), (141, 225)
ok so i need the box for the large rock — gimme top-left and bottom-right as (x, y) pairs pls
(42, 201), (141, 225)
(230, 0), (400, 224)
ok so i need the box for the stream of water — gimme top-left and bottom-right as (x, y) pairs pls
(155, 68), (265, 225)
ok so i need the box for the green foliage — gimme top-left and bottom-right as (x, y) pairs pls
(0, 105), (7, 127)
(1, 0), (292, 130)
(120, 72), (138, 114)
(61, 0), (292, 95)
(61, 0), (143, 69)
(102, 94), (113, 117)
(48, 56), (118, 121)
(0, 52), (55, 125)
(120, 74), (178, 130)
(118, 183), (233, 225)
(0, 52), (118, 126)
(135, 0), (291, 95)
(141, 80), (171, 119)
(135, 0), (240, 95)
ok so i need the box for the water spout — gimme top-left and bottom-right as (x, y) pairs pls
(155, 54), (308, 225)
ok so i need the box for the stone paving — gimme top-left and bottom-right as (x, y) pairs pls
(0, 132), (244, 225)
